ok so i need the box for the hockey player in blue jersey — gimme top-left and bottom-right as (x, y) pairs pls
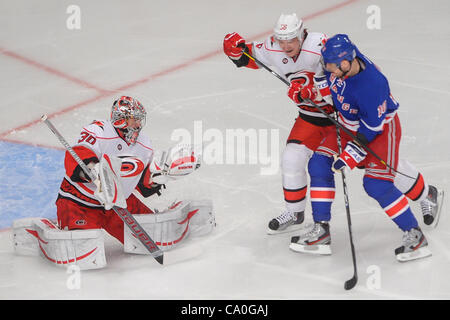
(288, 34), (443, 262)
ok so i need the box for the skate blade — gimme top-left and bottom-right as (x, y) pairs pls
(396, 247), (432, 262)
(266, 224), (304, 235)
(289, 242), (332, 255)
(430, 189), (444, 229)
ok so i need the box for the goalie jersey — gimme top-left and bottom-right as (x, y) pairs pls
(57, 120), (155, 208)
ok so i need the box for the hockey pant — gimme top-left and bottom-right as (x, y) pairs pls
(56, 193), (153, 244)
(308, 115), (425, 231)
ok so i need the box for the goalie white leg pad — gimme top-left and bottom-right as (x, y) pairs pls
(124, 200), (215, 254)
(13, 218), (42, 256)
(13, 218), (106, 270)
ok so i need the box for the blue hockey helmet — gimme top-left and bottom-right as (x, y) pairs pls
(321, 34), (356, 66)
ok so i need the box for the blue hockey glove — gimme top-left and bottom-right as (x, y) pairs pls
(332, 141), (367, 172)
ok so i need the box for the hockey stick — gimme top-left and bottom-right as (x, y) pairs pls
(241, 51), (359, 289)
(241, 51), (415, 180)
(335, 122), (358, 290)
(41, 115), (164, 265)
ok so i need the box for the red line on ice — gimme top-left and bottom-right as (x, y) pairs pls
(0, 47), (108, 94)
(0, 0), (359, 143)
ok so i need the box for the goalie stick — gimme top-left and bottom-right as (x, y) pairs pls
(41, 114), (164, 265)
(241, 51), (358, 289)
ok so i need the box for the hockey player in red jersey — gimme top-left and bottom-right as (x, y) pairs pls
(13, 96), (214, 269)
(56, 96), (160, 243)
(224, 13), (336, 234)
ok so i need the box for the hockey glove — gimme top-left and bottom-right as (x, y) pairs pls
(299, 82), (318, 101)
(287, 80), (318, 104)
(332, 141), (367, 172)
(223, 32), (246, 60)
(79, 161), (99, 182)
(149, 144), (201, 184)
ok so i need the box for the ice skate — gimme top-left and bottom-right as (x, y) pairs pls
(395, 227), (431, 262)
(289, 221), (331, 255)
(267, 210), (304, 235)
(420, 185), (444, 228)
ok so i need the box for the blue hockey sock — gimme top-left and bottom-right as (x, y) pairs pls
(308, 153), (335, 222)
(363, 176), (418, 231)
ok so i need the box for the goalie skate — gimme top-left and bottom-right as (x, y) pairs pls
(420, 185), (444, 228)
(289, 222), (331, 255)
(395, 227), (431, 262)
(267, 210), (304, 235)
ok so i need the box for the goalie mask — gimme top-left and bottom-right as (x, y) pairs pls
(111, 96), (147, 145)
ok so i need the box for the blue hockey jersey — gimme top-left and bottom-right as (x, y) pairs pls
(325, 49), (399, 143)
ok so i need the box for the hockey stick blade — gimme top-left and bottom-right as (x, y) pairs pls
(344, 275), (358, 290)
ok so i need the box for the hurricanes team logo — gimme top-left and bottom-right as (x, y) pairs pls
(118, 156), (145, 178)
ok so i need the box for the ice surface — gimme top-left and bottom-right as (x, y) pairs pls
(0, 0), (449, 299)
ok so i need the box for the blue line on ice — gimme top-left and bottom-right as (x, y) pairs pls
(0, 141), (64, 228)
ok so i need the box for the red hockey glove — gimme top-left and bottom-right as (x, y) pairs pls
(299, 82), (318, 101)
(287, 80), (303, 104)
(223, 32), (246, 60)
(287, 80), (319, 104)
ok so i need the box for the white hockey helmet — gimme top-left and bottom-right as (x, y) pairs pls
(273, 13), (304, 41)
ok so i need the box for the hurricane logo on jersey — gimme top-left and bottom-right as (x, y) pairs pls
(118, 156), (145, 178)
(290, 71), (314, 87)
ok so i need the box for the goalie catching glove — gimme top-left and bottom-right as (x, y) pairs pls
(149, 144), (201, 185)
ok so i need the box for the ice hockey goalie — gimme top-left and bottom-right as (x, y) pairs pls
(12, 96), (215, 270)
